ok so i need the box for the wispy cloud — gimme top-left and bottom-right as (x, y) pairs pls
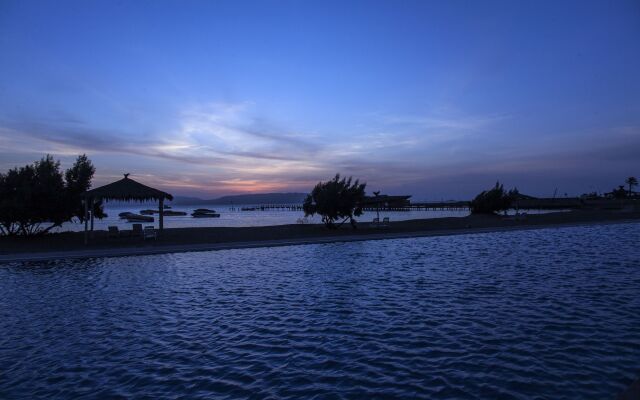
(381, 113), (508, 131)
(1, 102), (635, 198)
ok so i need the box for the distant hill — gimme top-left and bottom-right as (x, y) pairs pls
(172, 192), (308, 205)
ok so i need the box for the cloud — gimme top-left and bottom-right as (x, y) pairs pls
(0, 102), (321, 167)
(176, 102), (319, 159)
(1, 102), (636, 198)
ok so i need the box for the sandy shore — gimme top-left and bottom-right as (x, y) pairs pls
(1, 210), (639, 263)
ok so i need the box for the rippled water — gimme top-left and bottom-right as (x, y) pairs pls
(2, 223), (639, 399)
(56, 203), (471, 232)
(55, 203), (564, 232)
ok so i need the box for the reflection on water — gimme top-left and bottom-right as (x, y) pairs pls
(1, 223), (639, 399)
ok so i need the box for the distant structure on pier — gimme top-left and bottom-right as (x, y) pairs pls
(362, 195), (412, 210)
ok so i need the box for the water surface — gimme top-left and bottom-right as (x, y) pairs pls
(1, 223), (639, 399)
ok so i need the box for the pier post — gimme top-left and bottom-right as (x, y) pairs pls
(159, 198), (164, 236)
(83, 197), (89, 245)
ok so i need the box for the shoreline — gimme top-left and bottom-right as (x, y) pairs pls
(1, 210), (639, 263)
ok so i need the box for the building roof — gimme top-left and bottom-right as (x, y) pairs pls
(83, 174), (173, 202)
(362, 194), (411, 205)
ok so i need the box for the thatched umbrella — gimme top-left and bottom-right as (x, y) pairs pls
(82, 174), (173, 243)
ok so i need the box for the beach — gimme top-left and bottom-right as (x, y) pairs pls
(2, 209), (639, 262)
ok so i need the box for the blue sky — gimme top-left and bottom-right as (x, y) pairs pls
(0, 0), (639, 199)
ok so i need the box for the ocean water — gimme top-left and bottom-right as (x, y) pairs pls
(56, 203), (563, 232)
(1, 223), (639, 399)
(56, 203), (470, 232)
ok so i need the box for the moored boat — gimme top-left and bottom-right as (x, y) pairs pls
(164, 210), (187, 216)
(126, 214), (154, 222)
(191, 209), (220, 218)
(140, 209), (186, 216)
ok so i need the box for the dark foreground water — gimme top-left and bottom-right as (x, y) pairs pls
(1, 224), (639, 399)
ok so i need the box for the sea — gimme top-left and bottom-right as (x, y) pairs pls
(1, 223), (639, 399)
(56, 203), (561, 232)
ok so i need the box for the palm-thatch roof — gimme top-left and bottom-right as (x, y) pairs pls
(83, 174), (173, 202)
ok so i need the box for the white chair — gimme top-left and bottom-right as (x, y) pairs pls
(143, 226), (157, 240)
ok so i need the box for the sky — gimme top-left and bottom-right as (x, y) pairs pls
(0, 0), (639, 200)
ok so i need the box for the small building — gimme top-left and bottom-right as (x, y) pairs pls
(362, 195), (412, 209)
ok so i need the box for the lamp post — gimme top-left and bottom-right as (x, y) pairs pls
(373, 191), (380, 221)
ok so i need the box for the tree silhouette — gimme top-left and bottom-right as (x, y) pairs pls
(0, 154), (104, 236)
(610, 185), (627, 199)
(625, 176), (638, 197)
(303, 174), (366, 229)
(65, 154), (106, 222)
(470, 181), (518, 214)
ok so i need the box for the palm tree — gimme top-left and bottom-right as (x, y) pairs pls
(626, 176), (638, 197)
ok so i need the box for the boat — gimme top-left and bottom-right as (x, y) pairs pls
(119, 212), (133, 218)
(126, 214), (154, 223)
(191, 208), (220, 218)
(140, 209), (187, 216)
(164, 210), (187, 216)
(192, 212), (220, 218)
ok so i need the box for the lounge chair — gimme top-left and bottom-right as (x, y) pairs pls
(143, 226), (157, 240)
(108, 226), (119, 238)
(132, 223), (143, 237)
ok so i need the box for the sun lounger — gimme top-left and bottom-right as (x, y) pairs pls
(143, 226), (157, 240)
(108, 226), (119, 238)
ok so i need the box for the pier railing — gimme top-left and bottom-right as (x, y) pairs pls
(236, 198), (638, 212)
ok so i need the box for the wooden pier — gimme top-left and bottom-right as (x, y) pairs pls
(240, 204), (304, 212)
(406, 201), (470, 211)
(243, 202), (470, 212)
(237, 198), (636, 212)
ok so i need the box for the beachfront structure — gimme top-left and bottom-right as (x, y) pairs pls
(82, 174), (173, 243)
(362, 195), (411, 209)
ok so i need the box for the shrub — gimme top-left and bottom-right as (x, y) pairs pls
(470, 181), (517, 214)
(0, 154), (104, 236)
(303, 174), (366, 229)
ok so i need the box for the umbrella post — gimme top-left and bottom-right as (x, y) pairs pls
(90, 197), (95, 237)
(159, 198), (164, 236)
